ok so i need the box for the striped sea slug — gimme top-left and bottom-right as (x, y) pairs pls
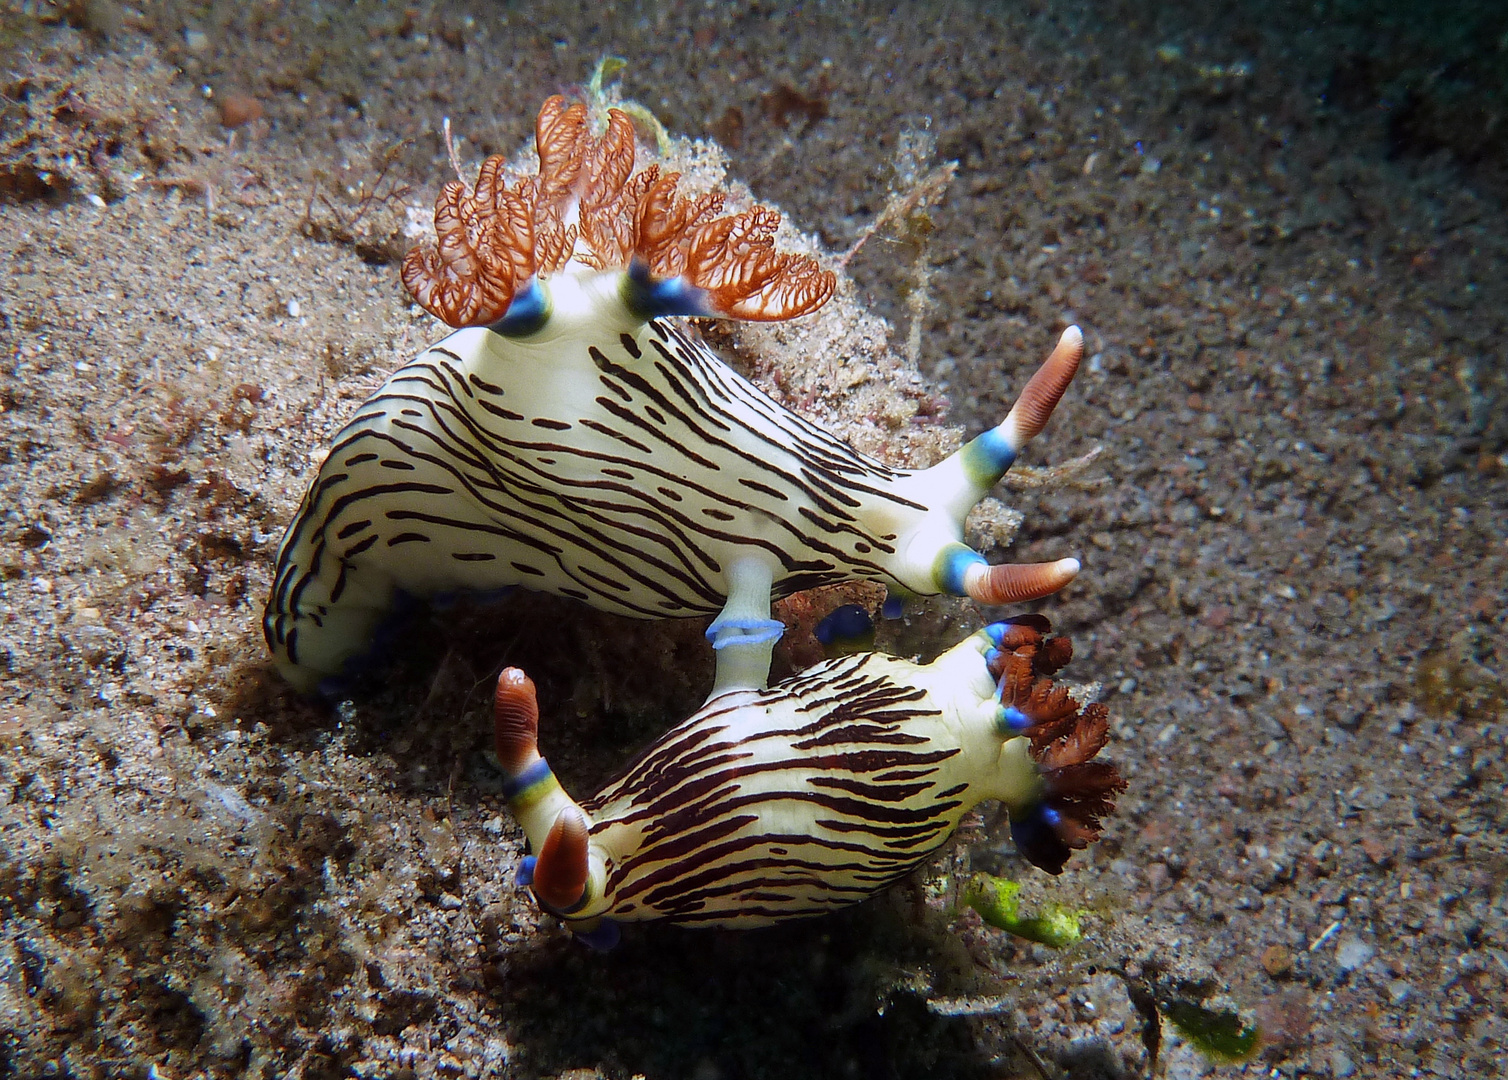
(494, 615), (1124, 945)
(264, 95), (1086, 695)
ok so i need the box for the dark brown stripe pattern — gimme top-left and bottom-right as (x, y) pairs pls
(576, 652), (972, 927)
(264, 322), (931, 681)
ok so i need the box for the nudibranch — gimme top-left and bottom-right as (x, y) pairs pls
(494, 615), (1124, 943)
(264, 95), (1086, 695)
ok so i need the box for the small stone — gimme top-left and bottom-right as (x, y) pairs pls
(1118, 677), (1137, 695)
(286, 298), (302, 319)
(1335, 936), (1374, 972)
(1255, 989), (1313, 1055)
(438, 892), (464, 910)
(1330, 1047), (1356, 1077)
(219, 92), (264, 128)
(1201, 603), (1231, 629)
(1260, 944), (1292, 977)
(1360, 834), (1392, 864)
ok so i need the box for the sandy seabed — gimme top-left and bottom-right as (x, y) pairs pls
(1, 2), (1504, 1078)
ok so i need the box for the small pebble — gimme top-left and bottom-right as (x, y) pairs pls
(1335, 936), (1374, 972)
(1330, 1048), (1356, 1077)
(219, 93), (265, 129)
(287, 298), (302, 319)
(1260, 944), (1292, 977)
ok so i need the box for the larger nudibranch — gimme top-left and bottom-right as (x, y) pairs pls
(494, 615), (1124, 944)
(264, 95), (1085, 695)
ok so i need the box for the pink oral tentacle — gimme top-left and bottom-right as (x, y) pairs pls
(963, 557), (1081, 607)
(532, 807), (591, 911)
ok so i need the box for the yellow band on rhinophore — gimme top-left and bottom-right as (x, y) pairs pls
(504, 758), (563, 815)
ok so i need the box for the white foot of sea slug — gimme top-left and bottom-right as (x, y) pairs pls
(264, 96), (1086, 696)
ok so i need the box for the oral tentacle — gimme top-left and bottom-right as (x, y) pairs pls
(532, 807), (591, 911)
(494, 668), (600, 914)
(959, 326), (1084, 492)
(961, 555), (1081, 606)
(930, 543), (1080, 606)
(881, 327), (1084, 607)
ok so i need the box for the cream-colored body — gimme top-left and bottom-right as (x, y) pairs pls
(512, 629), (1044, 930)
(264, 265), (1082, 695)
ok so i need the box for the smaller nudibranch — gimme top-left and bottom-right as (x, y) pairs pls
(493, 616), (1124, 944)
(264, 93), (1087, 697)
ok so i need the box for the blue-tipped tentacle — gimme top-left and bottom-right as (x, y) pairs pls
(957, 426), (1021, 490)
(933, 542), (988, 597)
(994, 703), (1033, 735)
